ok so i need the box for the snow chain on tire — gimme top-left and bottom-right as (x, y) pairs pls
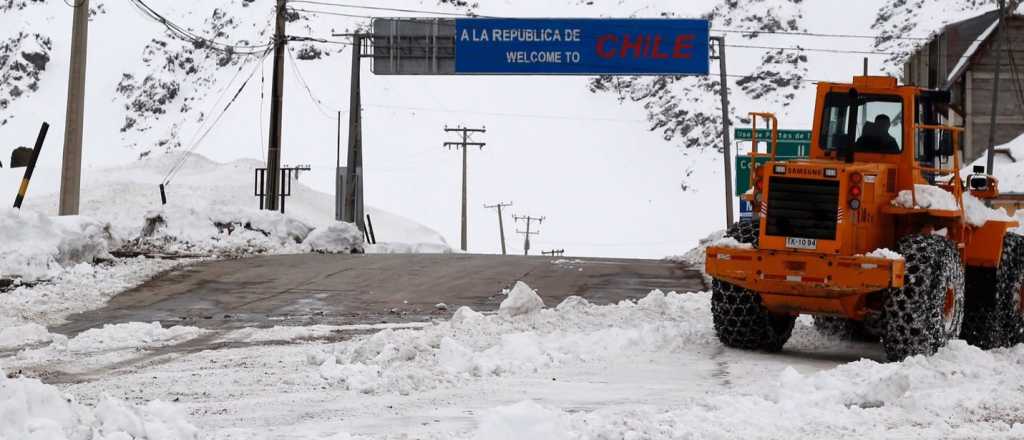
(881, 234), (965, 361)
(711, 219), (795, 352)
(962, 233), (1024, 348)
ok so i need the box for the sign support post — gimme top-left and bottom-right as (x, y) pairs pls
(710, 36), (734, 228)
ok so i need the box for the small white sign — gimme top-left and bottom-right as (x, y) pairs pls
(786, 237), (817, 250)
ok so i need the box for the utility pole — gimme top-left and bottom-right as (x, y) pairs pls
(264, 0), (287, 212)
(444, 126), (486, 252)
(513, 214), (544, 256)
(58, 0), (89, 216)
(484, 202), (513, 255)
(986, 0), (1008, 176)
(343, 33), (366, 232)
(709, 36), (734, 228)
(335, 110), (342, 221)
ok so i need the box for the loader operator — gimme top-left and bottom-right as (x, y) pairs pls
(855, 114), (900, 153)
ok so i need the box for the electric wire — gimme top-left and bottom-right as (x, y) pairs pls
(162, 49), (272, 186)
(128, 0), (274, 54)
(285, 46), (341, 119)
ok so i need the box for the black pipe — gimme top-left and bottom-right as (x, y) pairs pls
(13, 122), (49, 209)
(366, 214), (377, 245)
(845, 88), (859, 164)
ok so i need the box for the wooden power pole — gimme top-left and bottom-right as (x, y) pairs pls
(709, 36), (734, 228)
(58, 0), (90, 216)
(264, 0), (287, 211)
(444, 126), (486, 252)
(513, 214), (545, 256)
(986, 0), (1008, 175)
(484, 202), (513, 255)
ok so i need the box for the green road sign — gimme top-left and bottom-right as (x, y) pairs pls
(734, 128), (812, 158)
(733, 128), (813, 195)
(734, 128), (811, 143)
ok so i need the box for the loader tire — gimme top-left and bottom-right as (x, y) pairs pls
(963, 234), (1024, 348)
(812, 316), (879, 342)
(881, 234), (965, 361)
(725, 219), (760, 248)
(711, 279), (796, 352)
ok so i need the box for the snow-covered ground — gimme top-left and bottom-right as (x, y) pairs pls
(5, 283), (1024, 439)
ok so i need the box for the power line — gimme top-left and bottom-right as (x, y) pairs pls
(286, 46), (340, 118)
(128, 0), (273, 54)
(163, 49), (272, 186)
(286, 0), (474, 17)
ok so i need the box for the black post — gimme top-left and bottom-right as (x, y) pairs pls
(14, 123), (49, 209)
(366, 214), (377, 244)
(159, 184), (167, 205)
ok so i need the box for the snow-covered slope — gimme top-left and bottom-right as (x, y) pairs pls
(0, 0), (978, 257)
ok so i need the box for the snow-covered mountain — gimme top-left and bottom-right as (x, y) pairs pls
(0, 0), (991, 257)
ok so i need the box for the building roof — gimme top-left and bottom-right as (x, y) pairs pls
(940, 9), (1023, 90)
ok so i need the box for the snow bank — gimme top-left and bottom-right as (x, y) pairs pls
(498, 282), (545, 317)
(0, 368), (198, 440)
(0, 323), (53, 351)
(711, 236), (753, 249)
(309, 285), (714, 395)
(303, 222), (365, 254)
(892, 185), (1013, 227)
(365, 242), (454, 254)
(0, 208), (118, 281)
(469, 341), (1024, 439)
(126, 205), (314, 257)
(65, 322), (207, 353)
(862, 248), (903, 260)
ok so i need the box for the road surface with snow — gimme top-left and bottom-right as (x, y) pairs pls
(53, 254), (703, 338)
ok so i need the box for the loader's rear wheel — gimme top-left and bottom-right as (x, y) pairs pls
(881, 234), (965, 361)
(712, 279), (796, 351)
(812, 316), (879, 342)
(964, 234), (1024, 348)
(725, 218), (760, 248)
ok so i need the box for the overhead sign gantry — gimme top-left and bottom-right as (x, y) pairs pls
(338, 18), (713, 236)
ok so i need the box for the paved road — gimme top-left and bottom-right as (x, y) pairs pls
(55, 254), (704, 336)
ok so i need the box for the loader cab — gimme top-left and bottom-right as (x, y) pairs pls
(810, 76), (953, 189)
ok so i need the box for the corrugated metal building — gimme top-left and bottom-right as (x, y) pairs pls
(902, 9), (1024, 162)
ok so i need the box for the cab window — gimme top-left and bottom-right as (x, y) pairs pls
(820, 93), (904, 154)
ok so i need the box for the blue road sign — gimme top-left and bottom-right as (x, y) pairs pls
(454, 18), (710, 75)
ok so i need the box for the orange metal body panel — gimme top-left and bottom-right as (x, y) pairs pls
(706, 246), (904, 318)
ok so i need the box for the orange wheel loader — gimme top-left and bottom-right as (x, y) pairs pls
(705, 76), (1023, 361)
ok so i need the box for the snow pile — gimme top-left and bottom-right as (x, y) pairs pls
(0, 323), (53, 351)
(669, 229), (726, 284)
(125, 205), (314, 257)
(64, 322), (207, 353)
(0, 208), (118, 281)
(303, 222), (365, 254)
(711, 236), (754, 250)
(470, 342), (1024, 439)
(0, 256), (182, 329)
(310, 285), (715, 395)
(892, 185), (1013, 227)
(863, 248), (903, 260)
(366, 242), (454, 254)
(0, 368), (198, 440)
(498, 281), (545, 317)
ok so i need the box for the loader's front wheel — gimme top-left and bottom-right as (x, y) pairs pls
(712, 279), (796, 352)
(881, 234), (965, 361)
(964, 233), (1024, 348)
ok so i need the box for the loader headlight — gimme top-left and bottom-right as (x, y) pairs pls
(825, 168), (838, 178)
(774, 165), (786, 175)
